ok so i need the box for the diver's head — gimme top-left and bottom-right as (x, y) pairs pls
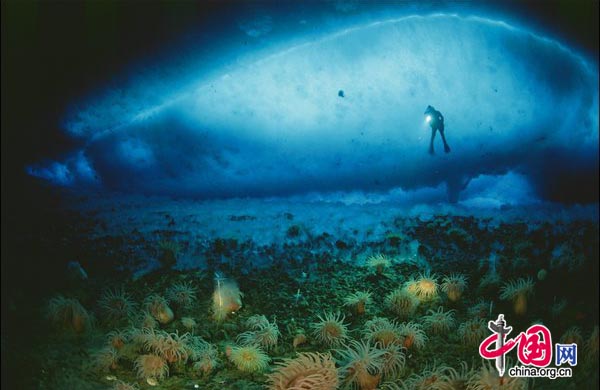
(424, 105), (434, 115)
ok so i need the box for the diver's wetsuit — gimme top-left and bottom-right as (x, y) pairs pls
(425, 106), (451, 154)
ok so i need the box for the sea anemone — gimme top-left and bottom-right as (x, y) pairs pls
(245, 314), (270, 328)
(467, 361), (528, 390)
(188, 337), (219, 375)
(181, 316), (197, 332)
(363, 317), (403, 347)
(550, 298), (567, 318)
(536, 269), (547, 281)
(106, 329), (129, 349)
(585, 326), (598, 361)
(135, 311), (159, 329)
(143, 329), (190, 363)
(92, 346), (119, 372)
(110, 380), (140, 390)
(403, 362), (458, 390)
(158, 240), (180, 268)
(228, 345), (270, 372)
(267, 352), (339, 390)
(549, 243), (586, 271)
(367, 254), (391, 275)
(143, 294), (174, 324)
(237, 315), (280, 350)
(379, 344), (406, 379)
(128, 326), (150, 347)
(336, 340), (385, 390)
(560, 326), (584, 345)
(467, 300), (490, 319)
(293, 333), (308, 348)
(98, 288), (137, 325)
(344, 291), (373, 315)
(458, 319), (489, 346)
(397, 322), (428, 350)
(311, 312), (349, 347)
(405, 272), (438, 301)
(447, 361), (475, 389)
(134, 354), (169, 380)
(47, 295), (91, 333)
(193, 350), (219, 375)
(186, 335), (209, 359)
(499, 278), (535, 316)
(384, 288), (419, 318)
(212, 274), (243, 321)
(166, 281), (197, 309)
(478, 271), (501, 291)
(441, 274), (468, 302)
(422, 307), (456, 334)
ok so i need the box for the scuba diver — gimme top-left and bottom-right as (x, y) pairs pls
(424, 105), (451, 154)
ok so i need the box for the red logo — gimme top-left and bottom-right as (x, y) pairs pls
(479, 314), (552, 375)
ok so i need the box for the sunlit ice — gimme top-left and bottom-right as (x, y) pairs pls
(27, 9), (599, 204)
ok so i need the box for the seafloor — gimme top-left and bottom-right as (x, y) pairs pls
(1, 191), (598, 390)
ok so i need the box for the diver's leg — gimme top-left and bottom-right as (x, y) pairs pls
(440, 129), (451, 153)
(429, 129), (436, 154)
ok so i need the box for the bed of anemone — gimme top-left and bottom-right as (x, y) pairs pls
(17, 214), (597, 390)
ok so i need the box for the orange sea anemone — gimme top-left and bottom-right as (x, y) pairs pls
(134, 354), (169, 380)
(405, 272), (439, 301)
(181, 316), (197, 332)
(135, 311), (159, 329)
(311, 312), (349, 347)
(422, 307), (456, 334)
(143, 329), (190, 364)
(441, 274), (468, 302)
(403, 362), (458, 390)
(467, 360), (528, 390)
(560, 326), (584, 345)
(499, 277), (535, 316)
(106, 329), (129, 350)
(467, 300), (490, 319)
(267, 352), (339, 390)
(237, 314), (280, 350)
(447, 361), (475, 389)
(143, 294), (174, 324)
(458, 319), (489, 347)
(293, 333), (308, 348)
(47, 295), (91, 333)
(188, 337), (219, 375)
(397, 322), (428, 350)
(344, 291), (373, 315)
(192, 351), (219, 375)
(110, 380), (140, 390)
(585, 326), (598, 362)
(379, 343), (406, 379)
(363, 317), (403, 347)
(92, 346), (119, 372)
(366, 254), (391, 275)
(384, 288), (419, 318)
(228, 345), (270, 373)
(336, 340), (385, 390)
